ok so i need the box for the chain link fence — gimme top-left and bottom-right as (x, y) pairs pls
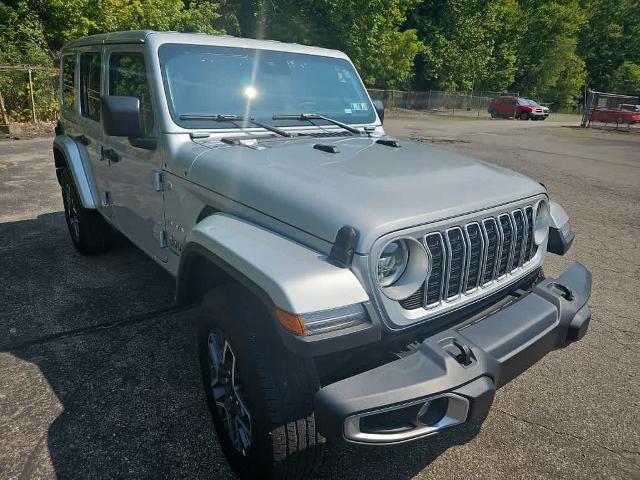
(0, 65), (59, 124)
(581, 90), (640, 131)
(367, 88), (502, 117)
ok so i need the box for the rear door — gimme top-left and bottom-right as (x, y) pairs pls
(99, 45), (167, 261)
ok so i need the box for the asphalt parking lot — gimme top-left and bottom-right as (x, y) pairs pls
(1, 113), (639, 479)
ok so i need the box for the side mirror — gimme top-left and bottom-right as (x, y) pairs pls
(101, 95), (143, 138)
(373, 100), (385, 124)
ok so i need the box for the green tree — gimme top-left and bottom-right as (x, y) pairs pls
(25, 0), (223, 50)
(611, 61), (640, 94)
(514, 0), (586, 106)
(0, 1), (51, 65)
(225, 0), (423, 89)
(0, 2), (56, 121)
(408, 0), (522, 92)
(578, 0), (640, 91)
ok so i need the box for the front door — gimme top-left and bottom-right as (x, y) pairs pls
(99, 46), (167, 262)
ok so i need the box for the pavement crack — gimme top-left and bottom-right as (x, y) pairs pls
(2, 305), (193, 352)
(494, 408), (640, 457)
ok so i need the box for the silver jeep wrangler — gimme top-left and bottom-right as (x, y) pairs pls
(53, 31), (591, 479)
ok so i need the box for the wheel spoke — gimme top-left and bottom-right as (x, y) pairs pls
(211, 385), (227, 401)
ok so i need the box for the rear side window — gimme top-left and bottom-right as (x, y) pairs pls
(62, 55), (76, 111)
(79, 52), (101, 121)
(109, 53), (154, 135)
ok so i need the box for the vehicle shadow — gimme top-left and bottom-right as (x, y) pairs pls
(2, 212), (483, 479)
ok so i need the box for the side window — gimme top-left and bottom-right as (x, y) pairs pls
(62, 54), (76, 111)
(109, 53), (154, 135)
(79, 52), (101, 121)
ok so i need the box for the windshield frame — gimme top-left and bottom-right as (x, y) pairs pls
(158, 43), (377, 131)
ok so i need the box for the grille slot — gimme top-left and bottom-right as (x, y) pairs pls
(464, 223), (484, 292)
(445, 228), (466, 299)
(425, 233), (445, 307)
(395, 204), (540, 312)
(512, 210), (525, 270)
(497, 214), (514, 276)
(481, 218), (500, 284)
(399, 284), (424, 310)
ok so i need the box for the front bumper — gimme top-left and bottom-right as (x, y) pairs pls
(314, 261), (591, 444)
(532, 111), (549, 117)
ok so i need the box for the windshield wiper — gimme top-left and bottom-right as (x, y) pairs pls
(272, 113), (363, 135)
(179, 114), (294, 138)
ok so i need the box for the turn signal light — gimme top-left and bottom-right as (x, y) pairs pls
(274, 308), (306, 336)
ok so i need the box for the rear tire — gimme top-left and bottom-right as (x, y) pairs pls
(197, 285), (325, 480)
(490, 110), (498, 118)
(61, 169), (113, 254)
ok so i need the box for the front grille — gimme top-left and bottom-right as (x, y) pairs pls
(401, 205), (537, 310)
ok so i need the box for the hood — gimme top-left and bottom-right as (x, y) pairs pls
(186, 136), (545, 252)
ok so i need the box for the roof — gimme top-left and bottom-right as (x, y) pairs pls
(61, 30), (347, 59)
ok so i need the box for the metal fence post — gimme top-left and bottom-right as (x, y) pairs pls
(0, 87), (8, 124)
(427, 90), (431, 111)
(28, 68), (37, 123)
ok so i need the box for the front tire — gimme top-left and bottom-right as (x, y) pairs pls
(60, 169), (113, 254)
(520, 111), (529, 120)
(198, 285), (324, 480)
(490, 110), (498, 118)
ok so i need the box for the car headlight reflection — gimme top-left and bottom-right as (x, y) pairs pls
(377, 238), (430, 300)
(377, 240), (409, 287)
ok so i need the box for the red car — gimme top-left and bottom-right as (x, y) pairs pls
(590, 104), (640, 124)
(488, 95), (550, 120)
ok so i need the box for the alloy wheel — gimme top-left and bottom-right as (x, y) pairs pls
(208, 330), (252, 454)
(65, 183), (80, 240)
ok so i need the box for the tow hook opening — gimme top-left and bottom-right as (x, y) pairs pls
(547, 282), (574, 301)
(344, 393), (469, 444)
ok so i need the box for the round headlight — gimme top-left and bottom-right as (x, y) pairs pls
(377, 238), (430, 301)
(377, 240), (409, 287)
(534, 200), (550, 245)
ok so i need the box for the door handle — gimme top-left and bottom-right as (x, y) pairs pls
(102, 148), (120, 163)
(75, 134), (91, 145)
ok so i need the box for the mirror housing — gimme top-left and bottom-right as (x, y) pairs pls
(373, 100), (385, 124)
(101, 96), (144, 138)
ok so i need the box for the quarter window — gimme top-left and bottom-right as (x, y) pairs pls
(79, 52), (101, 121)
(109, 53), (154, 135)
(62, 55), (75, 111)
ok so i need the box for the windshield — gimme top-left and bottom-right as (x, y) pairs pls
(518, 99), (539, 106)
(159, 44), (376, 129)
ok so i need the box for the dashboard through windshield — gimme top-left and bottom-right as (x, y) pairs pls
(158, 44), (376, 129)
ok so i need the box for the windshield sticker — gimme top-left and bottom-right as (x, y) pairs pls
(344, 108), (352, 114)
(350, 102), (369, 111)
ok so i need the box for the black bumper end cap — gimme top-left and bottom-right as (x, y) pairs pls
(452, 376), (496, 422)
(567, 304), (591, 342)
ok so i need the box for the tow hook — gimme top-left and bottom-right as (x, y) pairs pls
(440, 338), (475, 366)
